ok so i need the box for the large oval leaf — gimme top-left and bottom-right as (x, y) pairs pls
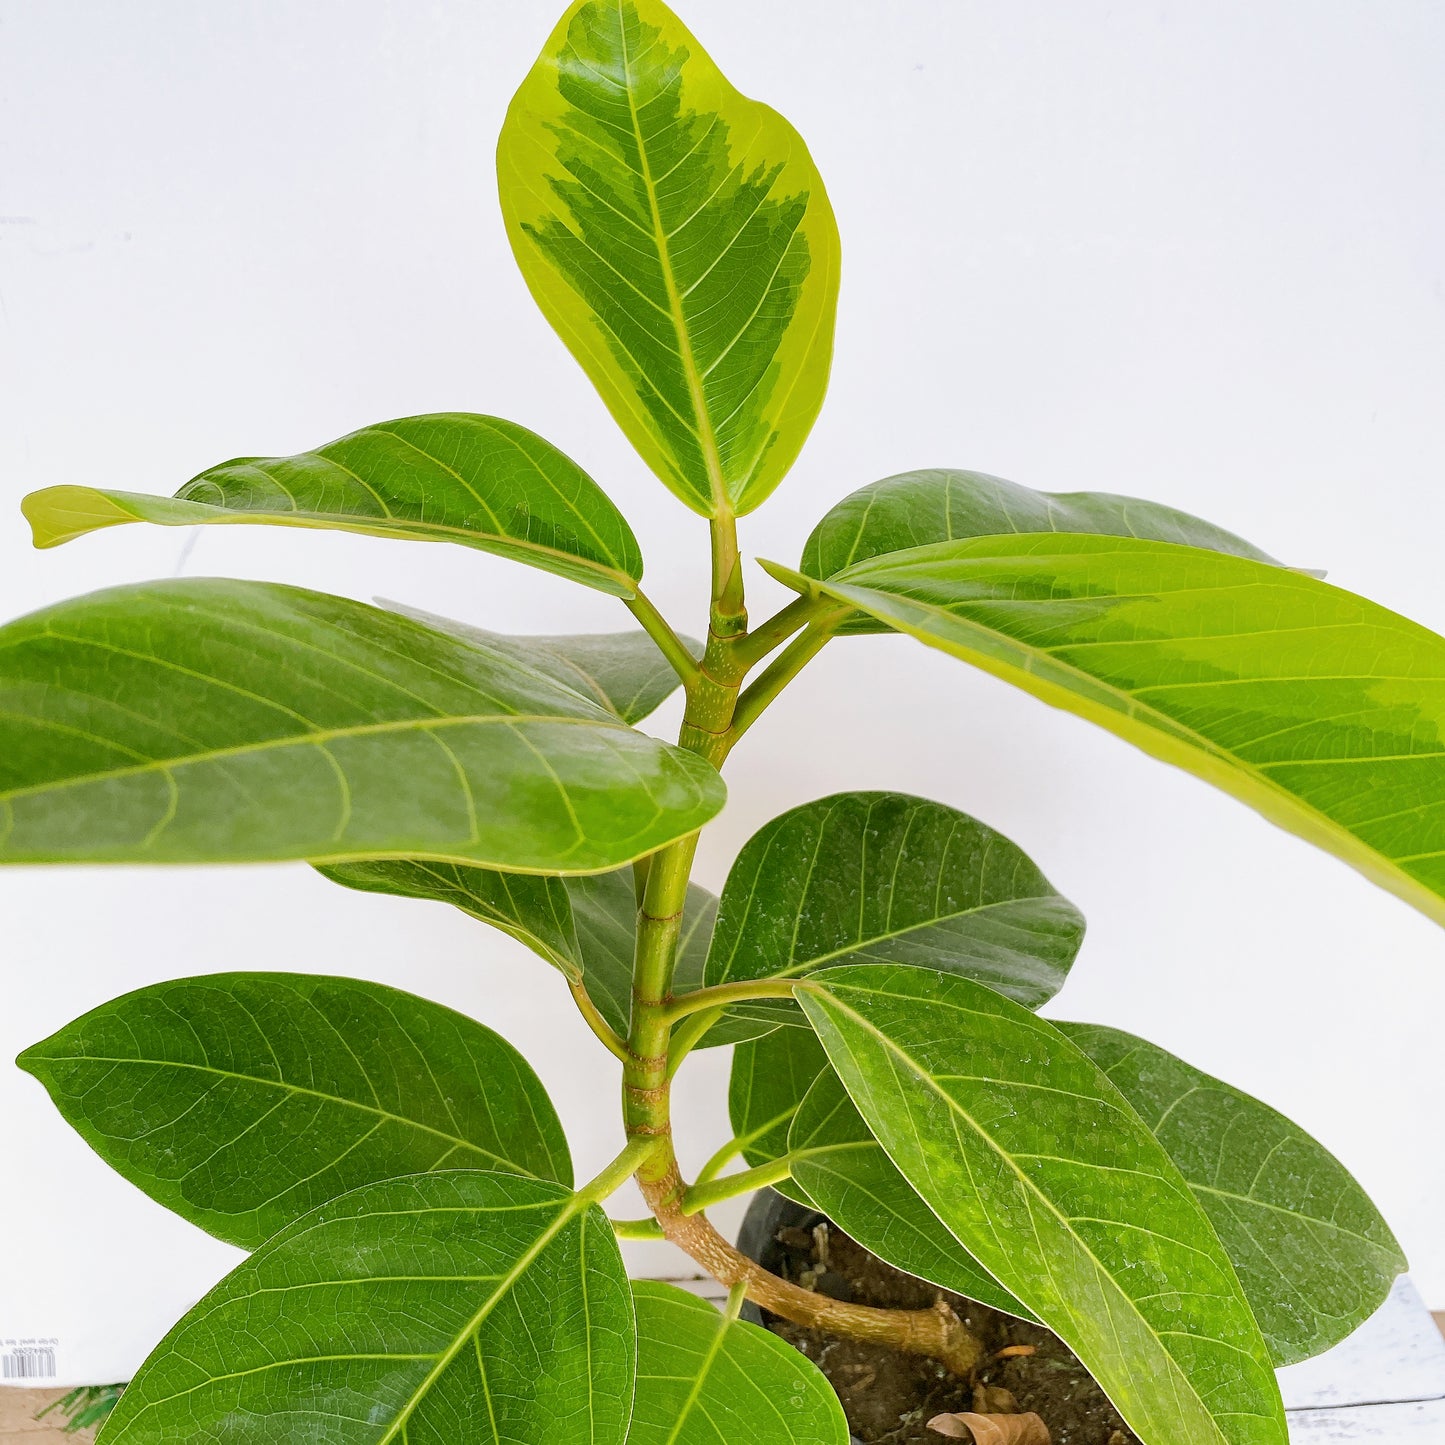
(803, 467), (1279, 580)
(384, 608), (699, 725)
(767, 535), (1445, 928)
(1060, 1021), (1406, 1366)
(18, 973), (569, 1249)
(24, 413), (644, 595)
(801, 468), (1282, 635)
(498, 0), (839, 516)
(797, 964), (1287, 1445)
(319, 860), (717, 1043)
(787, 1067), (1036, 1323)
(628, 1282), (848, 1445)
(0, 579), (723, 871)
(703, 792), (1083, 1024)
(97, 1171), (634, 1445)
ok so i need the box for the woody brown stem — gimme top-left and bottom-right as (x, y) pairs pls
(638, 1157), (984, 1377)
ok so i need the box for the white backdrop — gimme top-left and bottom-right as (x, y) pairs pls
(3, 0), (1443, 1383)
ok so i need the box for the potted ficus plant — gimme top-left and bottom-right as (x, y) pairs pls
(5, 1), (1439, 1440)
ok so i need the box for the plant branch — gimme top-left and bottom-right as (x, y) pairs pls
(617, 514), (980, 1381)
(664, 1005), (724, 1078)
(579, 1136), (665, 1206)
(637, 1155), (984, 1377)
(660, 978), (798, 1024)
(625, 590), (701, 689)
(610, 1216), (665, 1240)
(729, 607), (851, 742)
(693, 1131), (746, 1188)
(733, 593), (828, 669)
(623, 834), (701, 1185)
(567, 979), (632, 1065)
(681, 1156), (795, 1215)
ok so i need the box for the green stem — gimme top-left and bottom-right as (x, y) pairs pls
(580, 1136), (665, 1206)
(730, 609), (849, 743)
(624, 835), (700, 1188)
(682, 1156), (796, 1215)
(665, 1005), (724, 1078)
(733, 593), (827, 669)
(709, 511), (748, 640)
(626, 590), (701, 688)
(610, 1216), (666, 1240)
(616, 536), (989, 1377)
(660, 978), (798, 1024)
(693, 1132), (745, 1189)
(568, 979), (631, 1065)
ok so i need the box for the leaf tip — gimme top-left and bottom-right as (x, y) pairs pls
(21, 485), (137, 549)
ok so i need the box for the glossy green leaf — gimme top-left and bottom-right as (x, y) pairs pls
(24, 413), (644, 596)
(704, 792), (1084, 1028)
(768, 534), (1445, 929)
(628, 1282), (848, 1445)
(727, 1026), (829, 1204)
(0, 579), (723, 871)
(798, 964), (1287, 1445)
(786, 1067), (1036, 1323)
(498, 0), (839, 516)
(97, 1171), (634, 1445)
(802, 468), (1283, 635)
(1061, 1022), (1406, 1366)
(319, 860), (717, 1043)
(386, 608), (698, 724)
(19, 973), (570, 1249)
(804, 467), (1279, 579)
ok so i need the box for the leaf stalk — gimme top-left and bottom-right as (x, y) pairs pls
(681, 1156), (796, 1215)
(567, 979), (632, 1065)
(730, 608), (851, 743)
(660, 978), (799, 1024)
(625, 590), (701, 689)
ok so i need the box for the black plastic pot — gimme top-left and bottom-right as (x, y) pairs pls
(737, 1188), (867, 1444)
(736, 1186), (830, 1325)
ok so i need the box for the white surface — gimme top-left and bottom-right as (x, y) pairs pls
(1, 0), (1443, 1384)
(1288, 1400), (1445, 1443)
(1279, 1279), (1445, 1411)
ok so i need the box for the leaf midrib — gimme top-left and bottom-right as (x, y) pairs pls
(806, 982), (1251, 1445)
(0, 712), (624, 808)
(661, 1306), (735, 1445)
(37, 1052), (532, 1177)
(617, 2), (728, 513)
(151, 494), (636, 584)
(376, 1195), (592, 1445)
(765, 895), (1069, 980)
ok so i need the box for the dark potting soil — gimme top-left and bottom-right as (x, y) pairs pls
(762, 1221), (1141, 1445)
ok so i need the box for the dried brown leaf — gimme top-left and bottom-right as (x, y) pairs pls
(926, 1411), (1051, 1443)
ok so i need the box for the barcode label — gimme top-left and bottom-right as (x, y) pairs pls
(3, 1346), (56, 1379)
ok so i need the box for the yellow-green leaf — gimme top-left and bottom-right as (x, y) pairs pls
(798, 964), (1287, 1445)
(498, 0), (839, 515)
(766, 535), (1445, 930)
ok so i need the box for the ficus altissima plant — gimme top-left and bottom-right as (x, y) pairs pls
(7, 3), (1435, 1442)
